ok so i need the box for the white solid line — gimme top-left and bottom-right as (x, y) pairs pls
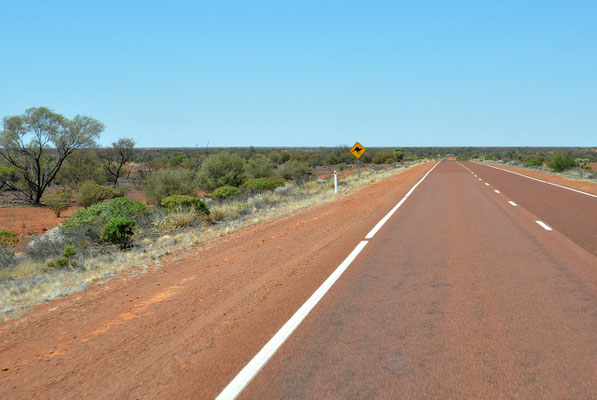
(536, 221), (553, 231)
(216, 240), (369, 400)
(365, 162), (440, 239)
(474, 162), (597, 198)
(508, 201), (518, 206)
(494, 190), (500, 193)
(484, 183), (490, 186)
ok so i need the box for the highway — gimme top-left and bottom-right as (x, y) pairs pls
(226, 161), (597, 399)
(1, 161), (596, 399)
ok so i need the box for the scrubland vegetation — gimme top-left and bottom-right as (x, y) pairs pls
(1, 106), (595, 319)
(0, 106), (429, 319)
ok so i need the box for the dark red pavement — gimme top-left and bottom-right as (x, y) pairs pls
(240, 161), (597, 399)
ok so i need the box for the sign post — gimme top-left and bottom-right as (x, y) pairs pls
(334, 170), (338, 194)
(349, 141), (367, 178)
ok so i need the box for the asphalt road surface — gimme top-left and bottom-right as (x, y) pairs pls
(232, 161), (597, 399)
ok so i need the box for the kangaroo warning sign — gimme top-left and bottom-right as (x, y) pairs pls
(350, 142), (366, 159)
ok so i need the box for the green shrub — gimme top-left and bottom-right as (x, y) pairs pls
(48, 245), (78, 268)
(142, 168), (196, 204)
(575, 158), (591, 170)
(197, 152), (246, 190)
(210, 185), (241, 199)
(63, 245), (77, 258)
(524, 158), (543, 167)
(246, 155), (275, 178)
(279, 160), (311, 181)
(393, 148), (405, 162)
(63, 197), (151, 231)
(338, 163), (348, 171)
(372, 151), (396, 164)
(46, 189), (73, 217)
(243, 177), (285, 192)
(0, 230), (18, 246)
(76, 181), (116, 207)
(161, 195), (209, 215)
(547, 153), (576, 172)
(101, 217), (136, 248)
(168, 154), (188, 167)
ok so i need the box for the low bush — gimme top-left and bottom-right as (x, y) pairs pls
(142, 168), (196, 204)
(161, 195), (209, 215)
(243, 177), (285, 192)
(101, 217), (136, 248)
(46, 189), (74, 217)
(524, 158), (543, 167)
(76, 181), (116, 207)
(197, 152), (246, 190)
(575, 158), (591, 170)
(47, 245), (78, 269)
(279, 160), (311, 182)
(63, 197), (151, 232)
(547, 153), (576, 172)
(210, 185), (241, 199)
(246, 155), (275, 178)
(0, 245), (15, 268)
(372, 151), (396, 164)
(0, 230), (18, 246)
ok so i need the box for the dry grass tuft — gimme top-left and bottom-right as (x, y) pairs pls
(153, 209), (201, 233)
(210, 201), (248, 221)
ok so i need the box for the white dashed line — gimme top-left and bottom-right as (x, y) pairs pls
(494, 190), (500, 193)
(536, 221), (552, 231)
(478, 178), (482, 181)
(484, 183), (490, 186)
(508, 201), (517, 206)
(474, 162), (597, 198)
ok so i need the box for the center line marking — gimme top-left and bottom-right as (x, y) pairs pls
(536, 221), (553, 231)
(474, 162), (597, 198)
(478, 178), (482, 181)
(484, 183), (490, 186)
(494, 190), (500, 193)
(216, 161), (441, 400)
(508, 201), (517, 206)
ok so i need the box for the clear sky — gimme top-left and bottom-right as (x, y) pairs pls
(1, 1), (595, 147)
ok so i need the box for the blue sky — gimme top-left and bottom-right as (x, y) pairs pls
(1, 1), (595, 147)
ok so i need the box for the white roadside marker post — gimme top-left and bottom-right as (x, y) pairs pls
(334, 170), (338, 194)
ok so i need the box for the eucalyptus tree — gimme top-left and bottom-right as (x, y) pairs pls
(0, 107), (103, 203)
(100, 138), (135, 186)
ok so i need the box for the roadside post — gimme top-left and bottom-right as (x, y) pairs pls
(334, 170), (338, 194)
(349, 141), (367, 178)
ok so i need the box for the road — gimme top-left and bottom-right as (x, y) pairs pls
(232, 161), (597, 399)
(1, 161), (596, 399)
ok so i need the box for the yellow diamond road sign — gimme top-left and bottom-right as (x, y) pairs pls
(350, 142), (366, 159)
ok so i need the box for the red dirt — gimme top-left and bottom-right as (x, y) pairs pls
(589, 162), (597, 170)
(0, 162), (433, 399)
(0, 186), (147, 247)
(479, 162), (597, 195)
(0, 206), (81, 247)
